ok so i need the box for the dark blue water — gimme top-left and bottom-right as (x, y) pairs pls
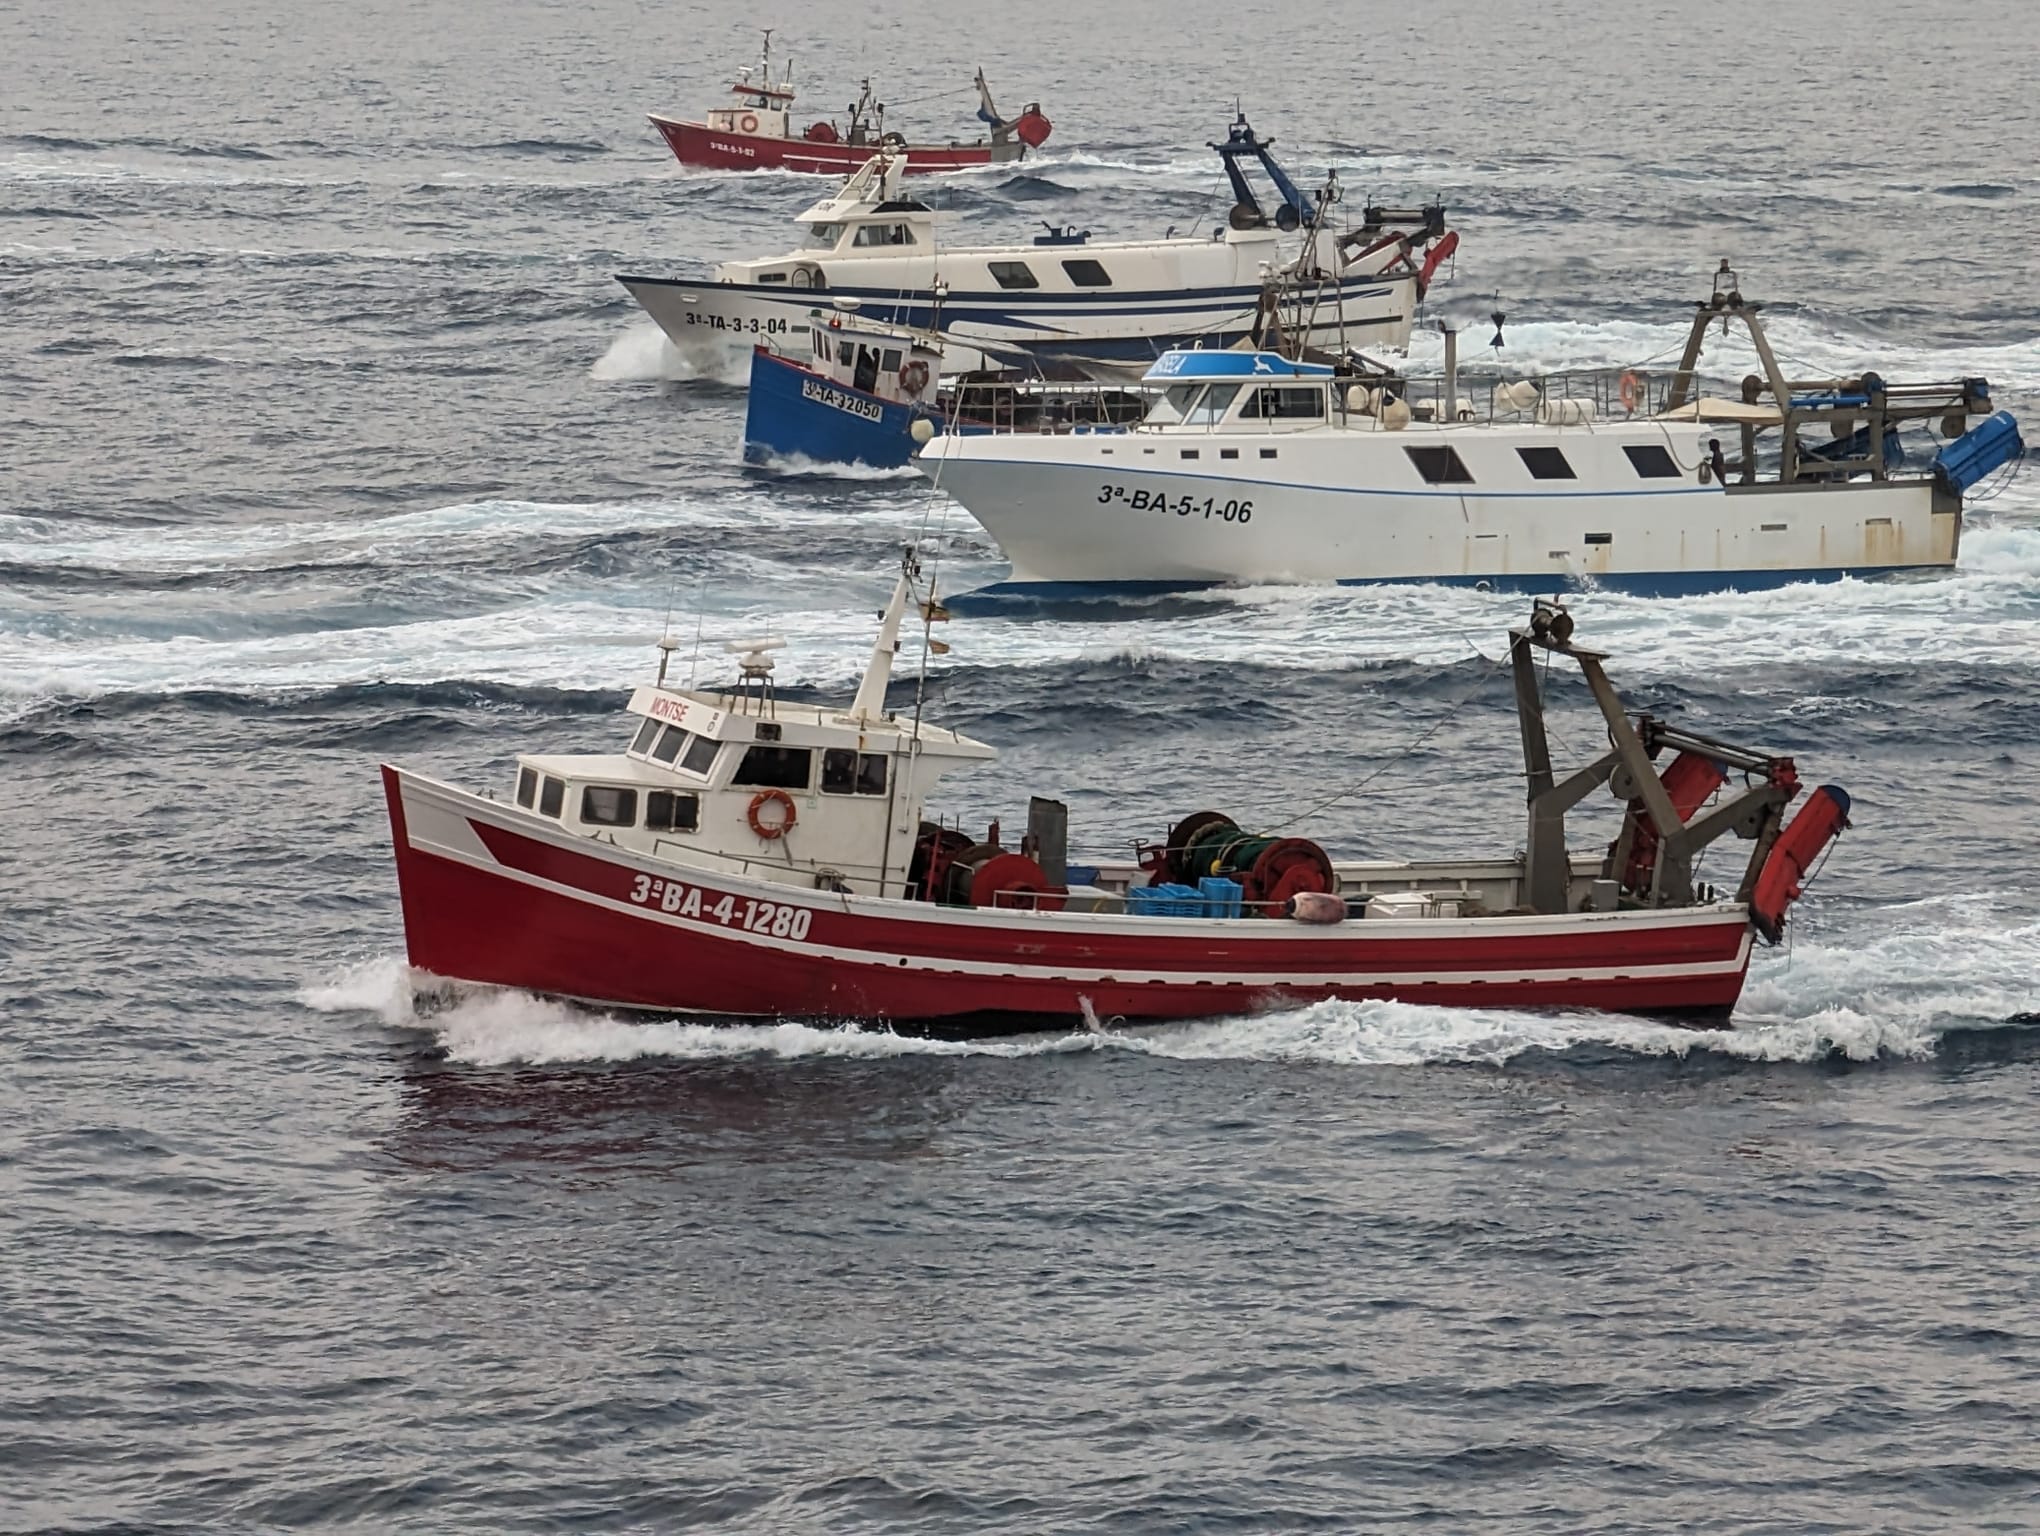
(6, 0), (2040, 1529)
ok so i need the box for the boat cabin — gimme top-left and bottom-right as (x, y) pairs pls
(704, 31), (797, 138)
(800, 306), (942, 408)
(1141, 349), (1340, 433)
(506, 577), (993, 899)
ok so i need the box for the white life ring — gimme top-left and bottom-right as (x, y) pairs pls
(738, 112), (760, 134)
(789, 264), (818, 289)
(899, 359), (931, 394)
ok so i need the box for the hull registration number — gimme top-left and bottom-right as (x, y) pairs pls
(628, 873), (814, 940)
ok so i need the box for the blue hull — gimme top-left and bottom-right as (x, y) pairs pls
(743, 349), (969, 470)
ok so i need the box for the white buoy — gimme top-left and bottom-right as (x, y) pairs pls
(1493, 379), (1540, 414)
(909, 417), (936, 444)
(1379, 396), (1412, 431)
(1536, 397), (1595, 426)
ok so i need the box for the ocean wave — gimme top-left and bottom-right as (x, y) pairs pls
(6, 516), (2040, 717)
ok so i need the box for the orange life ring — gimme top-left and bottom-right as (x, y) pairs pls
(1619, 370), (1641, 414)
(746, 789), (797, 839)
(738, 112), (760, 134)
(899, 359), (931, 394)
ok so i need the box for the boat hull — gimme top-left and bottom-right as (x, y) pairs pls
(919, 432), (1961, 596)
(650, 115), (1019, 175)
(742, 346), (988, 468)
(385, 766), (1757, 1031)
(618, 272), (1416, 382)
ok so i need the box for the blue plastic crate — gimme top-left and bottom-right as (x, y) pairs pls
(1197, 876), (1243, 918)
(1125, 885), (1173, 917)
(1130, 882), (1206, 917)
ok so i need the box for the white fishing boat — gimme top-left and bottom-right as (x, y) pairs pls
(617, 114), (1456, 381)
(918, 267), (2025, 599)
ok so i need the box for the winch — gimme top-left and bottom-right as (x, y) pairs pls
(1149, 811), (1335, 915)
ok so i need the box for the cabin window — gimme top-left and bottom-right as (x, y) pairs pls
(1624, 444), (1682, 479)
(988, 261), (1040, 290)
(803, 222), (845, 249)
(1584, 532), (1613, 545)
(1062, 258), (1112, 287)
(734, 744), (812, 790)
(539, 777), (565, 818)
(651, 727), (687, 764)
(1517, 446), (1576, 480)
(1147, 383), (1204, 424)
(822, 748), (890, 796)
(1183, 382), (1241, 425)
(755, 272), (788, 284)
(852, 223), (912, 248)
(1405, 445), (1475, 484)
(630, 718), (661, 754)
(880, 348), (902, 374)
(580, 785), (638, 827)
(516, 767), (537, 808)
(681, 734), (720, 776)
(645, 790), (699, 833)
(1259, 447), (1277, 458)
(1220, 448), (1239, 459)
(837, 340), (854, 365)
(1241, 386), (1326, 420)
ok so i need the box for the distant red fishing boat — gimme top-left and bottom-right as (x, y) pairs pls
(649, 31), (1050, 176)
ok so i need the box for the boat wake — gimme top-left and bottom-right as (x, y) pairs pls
(301, 890), (2040, 1070)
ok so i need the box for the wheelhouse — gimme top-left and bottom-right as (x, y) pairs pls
(502, 581), (994, 898)
(1140, 351), (1338, 432)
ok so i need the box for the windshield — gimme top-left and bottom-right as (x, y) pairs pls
(1146, 383), (1205, 425)
(803, 222), (845, 249)
(1183, 382), (1241, 425)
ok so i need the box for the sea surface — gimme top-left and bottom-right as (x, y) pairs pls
(6, 0), (2040, 1530)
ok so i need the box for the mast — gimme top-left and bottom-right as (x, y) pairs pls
(849, 555), (916, 722)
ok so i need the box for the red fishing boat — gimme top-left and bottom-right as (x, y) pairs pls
(382, 561), (1849, 1035)
(649, 32), (1050, 176)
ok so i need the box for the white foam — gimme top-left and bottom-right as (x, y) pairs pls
(7, 501), (2038, 715)
(0, 496), (740, 574)
(298, 887), (2037, 1069)
(590, 320), (752, 387)
(298, 953), (423, 1025)
(745, 449), (922, 482)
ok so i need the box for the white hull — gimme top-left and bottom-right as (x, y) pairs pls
(919, 423), (1961, 593)
(618, 272), (1417, 381)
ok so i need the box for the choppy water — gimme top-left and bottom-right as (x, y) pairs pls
(7, 0), (2040, 1529)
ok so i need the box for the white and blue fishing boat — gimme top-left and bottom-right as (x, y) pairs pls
(743, 306), (1149, 469)
(918, 267), (2025, 601)
(621, 114), (1457, 382)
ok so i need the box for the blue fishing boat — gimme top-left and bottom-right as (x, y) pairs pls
(742, 307), (1147, 470)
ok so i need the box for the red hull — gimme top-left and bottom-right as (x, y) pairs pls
(649, 115), (1014, 176)
(385, 767), (1754, 1031)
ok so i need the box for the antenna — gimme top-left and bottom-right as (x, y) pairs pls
(685, 580), (707, 689)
